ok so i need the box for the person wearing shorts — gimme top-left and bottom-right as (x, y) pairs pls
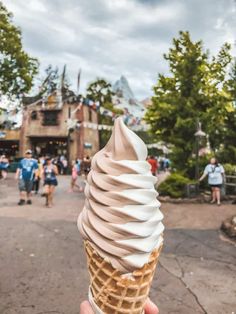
(70, 160), (83, 192)
(42, 157), (58, 207)
(199, 157), (225, 206)
(15, 150), (38, 205)
(0, 155), (9, 180)
(147, 156), (158, 176)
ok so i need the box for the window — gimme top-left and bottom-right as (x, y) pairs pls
(89, 109), (92, 122)
(42, 111), (59, 126)
(31, 111), (37, 120)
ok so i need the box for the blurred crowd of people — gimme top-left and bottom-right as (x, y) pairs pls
(147, 155), (171, 176)
(0, 150), (92, 208)
(1, 151), (174, 207)
(1, 151), (229, 207)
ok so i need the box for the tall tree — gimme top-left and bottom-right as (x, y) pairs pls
(86, 79), (114, 105)
(86, 78), (122, 148)
(145, 31), (232, 172)
(227, 58), (236, 105)
(218, 58), (236, 163)
(0, 2), (38, 98)
(41, 65), (60, 94)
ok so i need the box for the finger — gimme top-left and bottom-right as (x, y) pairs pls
(80, 300), (95, 314)
(144, 298), (159, 314)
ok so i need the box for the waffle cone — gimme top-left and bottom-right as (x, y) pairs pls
(84, 240), (162, 314)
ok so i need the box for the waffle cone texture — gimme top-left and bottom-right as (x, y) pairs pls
(85, 240), (162, 314)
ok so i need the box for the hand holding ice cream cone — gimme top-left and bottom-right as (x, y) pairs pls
(80, 298), (159, 314)
(78, 117), (164, 314)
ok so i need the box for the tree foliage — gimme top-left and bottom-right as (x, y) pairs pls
(42, 65), (60, 94)
(86, 79), (114, 105)
(86, 78), (122, 148)
(228, 59), (236, 103)
(158, 172), (194, 198)
(145, 31), (234, 172)
(217, 59), (236, 163)
(0, 2), (38, 98)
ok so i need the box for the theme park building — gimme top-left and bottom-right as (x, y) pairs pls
(0, 92), (99, 163)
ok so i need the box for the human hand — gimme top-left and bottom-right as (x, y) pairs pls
(144, 298), (159, 314)
(80, 298), (159, 314)
(80, 301), (94, 314)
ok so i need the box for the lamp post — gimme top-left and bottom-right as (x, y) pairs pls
(194, 121), (206, 181)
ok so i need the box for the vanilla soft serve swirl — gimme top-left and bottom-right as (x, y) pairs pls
(78, 117), (164, 273)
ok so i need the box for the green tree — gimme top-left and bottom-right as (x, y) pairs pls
(86, 78), (122, 148)
(145, 31), (232, 173)
(42, 65), (59, 94)
(86, 79), (114, 105)
(228, 58), (236, 104)
(22, 65), (61, 106)
(217, 59), (236, 163)
(0, 2), (38, 98)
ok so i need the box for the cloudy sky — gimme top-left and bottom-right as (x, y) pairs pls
(4, 0), (236, 99)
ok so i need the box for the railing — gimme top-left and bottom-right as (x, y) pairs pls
(185, 183), (199, 198)
(225, 175), (236, 194)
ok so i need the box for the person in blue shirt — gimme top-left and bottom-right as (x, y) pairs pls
(15, 149), (38, 205)
(199, 157), (225, 206)
(0, 155), (9, 180)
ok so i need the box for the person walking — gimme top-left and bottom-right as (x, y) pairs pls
(147, 156), (158, 176)
(42, 157), (58, 207)
(163, 157), (170, 172)
(199, 157), (225, 206)
(159, 157), (164, 172)
(0, 155), (9, 180)
(70, 160), (83, 192)
(60, 155), (68, 174)
(15, 150), (38, 205)
(33, 158), (43, 194)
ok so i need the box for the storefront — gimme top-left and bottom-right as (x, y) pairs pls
(29, 136), (68, 157)
(0, 140), (19, 157)
(0, 129), (20, 158)
(19, 94), (99, 163)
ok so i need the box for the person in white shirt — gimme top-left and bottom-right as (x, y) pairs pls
(199, 157), (225, 206)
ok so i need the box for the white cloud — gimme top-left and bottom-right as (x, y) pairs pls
(3, 0), (236, 99)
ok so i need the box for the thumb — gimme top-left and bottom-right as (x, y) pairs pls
(144, 298), (159, 314)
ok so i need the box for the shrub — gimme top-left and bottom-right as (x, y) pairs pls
(217, 146), (236, 165)
(223, 163), (236, 175)
(186, 155), (212, 179)
(158, 172), (194, 198)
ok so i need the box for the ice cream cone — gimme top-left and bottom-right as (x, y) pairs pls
(85, 240), (162, 314)
(78, 118), (164, 313)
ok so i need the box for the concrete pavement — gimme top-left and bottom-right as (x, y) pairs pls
(0, 174), (235, 314)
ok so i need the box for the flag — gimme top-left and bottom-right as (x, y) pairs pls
(77, 69), (81, 93)
(61, 64), (67, 90)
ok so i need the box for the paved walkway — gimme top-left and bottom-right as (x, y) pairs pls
(0, 174), (235, 314)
